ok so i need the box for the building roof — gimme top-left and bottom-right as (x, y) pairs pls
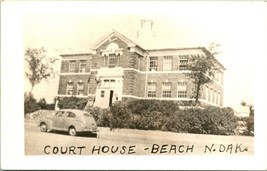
(59, 29), (226, 70)
(91, 29), (142, 50)
(59, 47), (92, 56)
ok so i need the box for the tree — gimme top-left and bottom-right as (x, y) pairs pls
(185, 47), (220, 104)
(24, 47), (58, 93)
(241, 101), (254, 117)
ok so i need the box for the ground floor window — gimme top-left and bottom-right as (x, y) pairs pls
(147, 82), (156, 97)
(66, 83), (74, 95)
(162, 82), (171, 98)
(101, 90), (105, 97)
(177, 82), (187, 98)
(77, 82), (84, 95)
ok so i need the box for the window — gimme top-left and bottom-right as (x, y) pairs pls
(220, 72), (224, 85)
(77, 83), (84, 95)
(102, 79), (116, 88)
(163, 56), (172, 71)
(210, 88), (213, 103)
(101, 90), (105, 97)
(149, 57), (158, 71)
(218, 92), (221, 106)
(178, 55), (189, 71)
(55, 111), (64, 117)
(162, 82), (171, 98)
(84, 113), (93, 118)
(110, 80), (116, 87)
(79, 60), (86, 73)
(67, 112), (76, 118)
(214, 90), (217, 104)
(147, 82), (156, 97)
(205, 85), (209, 101)
(66, 83), (74, 95)
(108, 54), (116, 68)
(177, 82), (187, 98)
(69, 61), (76, 73)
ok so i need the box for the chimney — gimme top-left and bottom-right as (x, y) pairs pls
(137, 19), (156, 40)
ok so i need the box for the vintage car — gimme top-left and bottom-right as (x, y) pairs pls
(38, 109), (98, 136)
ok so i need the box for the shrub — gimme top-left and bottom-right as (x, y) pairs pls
(109, 101), (132, 130)
(24, 93), (55, 116)
(86, 106), (111, 127)
(24, 93), (40, 114)
(38, 98), (55, 110)
(128, 99), (179, 115)
(86, 99), (238, 136)
(241, 116), (254, 136)
(57, 97), (88, 110)
(246, 116), (254, 136)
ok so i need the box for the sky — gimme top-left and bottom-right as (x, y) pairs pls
(20, 1), (267, 108)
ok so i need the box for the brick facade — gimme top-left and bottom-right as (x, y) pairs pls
(57, 30), (225, 108)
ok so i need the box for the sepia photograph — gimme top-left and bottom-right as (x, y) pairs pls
(1, 1), (267, 170)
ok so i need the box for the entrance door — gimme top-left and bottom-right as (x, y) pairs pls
(109, 90), (114, 107)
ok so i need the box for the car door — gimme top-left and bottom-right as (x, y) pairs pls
(63, 111), (76, 131)
(52, 111), (66, 130)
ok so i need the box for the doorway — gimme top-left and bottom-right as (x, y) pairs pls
(109, 90), (114, 107)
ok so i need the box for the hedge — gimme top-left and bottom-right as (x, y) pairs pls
(88, 100), (238, 135)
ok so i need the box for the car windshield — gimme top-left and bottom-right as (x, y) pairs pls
(83, 113), (92, 117)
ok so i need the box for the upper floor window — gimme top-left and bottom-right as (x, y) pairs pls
(178, 55), (189, 71)
(162, 82), (171, 98)
(79, 60), (86, 73)
(108, 54), (116, 68)
(149, 57), (158, 71)
(77, 82), (84, 95)
(177, 82), (187, 98)
(163, 56), (172, 71)
(66, 82), (74, 95)
(147, 82), (156, 97)
(69, 61), (76, 73)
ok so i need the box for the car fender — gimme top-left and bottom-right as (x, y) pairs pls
(39, 117), (53, 130)
(68, 120), (85, 132)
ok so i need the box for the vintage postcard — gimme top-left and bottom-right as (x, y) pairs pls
(1, 1), (267, 170)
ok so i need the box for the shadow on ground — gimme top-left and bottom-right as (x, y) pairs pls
(47, 130), (98, 138)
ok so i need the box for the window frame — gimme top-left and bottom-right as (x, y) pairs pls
(77, 82), (84, 95)
(101, 90), (105, 97)
(79, 60), (87, 73)
(163, 56), (172, 71)
(149, 57), (158, 71)
(147, 82), (156, 97)
(178, 55), (189, 71)
(69, 60), (76, 73)
(108, 54), (116, 68)
(162, 82), (171, 98)
(177, 82), (187, 98)
(66, 83), (74, 95)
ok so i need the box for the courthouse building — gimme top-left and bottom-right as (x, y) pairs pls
(57, 20), (225, 108)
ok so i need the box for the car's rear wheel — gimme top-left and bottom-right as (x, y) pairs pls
(40, 123), (47, 132)
(68, 127), (76, 136)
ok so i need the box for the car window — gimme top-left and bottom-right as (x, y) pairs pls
(67, 112), (76, 118)
(55, 111), (64, 117)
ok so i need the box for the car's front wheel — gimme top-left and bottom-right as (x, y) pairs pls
(40, 123), (48, 132)
(68, 127), (76, 136)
